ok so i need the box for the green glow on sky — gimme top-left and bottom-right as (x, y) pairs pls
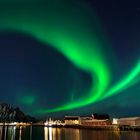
(103, 61), (140, 99)
(0, 3), (139, 114)
(41, 61), (140, 113)
(0, 4), (111, 112)
(18, 95), (36, 106)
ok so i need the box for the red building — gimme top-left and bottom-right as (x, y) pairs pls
(81, 118), (111, 126)
(80, 114), (111, 126)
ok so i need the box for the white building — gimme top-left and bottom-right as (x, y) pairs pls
(112, 118), (118, 125)
(116, 117), (140, 126)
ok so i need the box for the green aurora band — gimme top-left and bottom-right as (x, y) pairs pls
(104, 61), (140, 99)
(43, 61), (140, 113)
(0, 2), (139, 113)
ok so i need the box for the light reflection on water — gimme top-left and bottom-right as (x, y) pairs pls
(0, 126), (139, 140)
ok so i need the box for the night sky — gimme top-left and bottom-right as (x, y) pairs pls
(0, 0), (140, 118)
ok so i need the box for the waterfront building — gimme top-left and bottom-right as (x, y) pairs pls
(80, 114), (111, 126)
(80, 118), (111, 126)
(112, 118), (118, 125)
(64, 114), (111, 126)
(64, 116), (80, 125)
(117, 117), (140, 126)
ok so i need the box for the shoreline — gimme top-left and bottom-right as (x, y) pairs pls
(0, 123), (140, 131)
(33, 124), (140, 131)
(62, 124), (140, 131)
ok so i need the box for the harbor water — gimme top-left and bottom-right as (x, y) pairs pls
(0, 126), (140, 140)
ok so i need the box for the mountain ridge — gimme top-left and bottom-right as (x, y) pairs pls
(0, 103), (36, 122)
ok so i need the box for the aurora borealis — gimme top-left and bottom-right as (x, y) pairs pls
(0, 0), (139, 118)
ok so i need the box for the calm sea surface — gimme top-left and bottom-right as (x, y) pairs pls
(0, 126), (140, 140)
